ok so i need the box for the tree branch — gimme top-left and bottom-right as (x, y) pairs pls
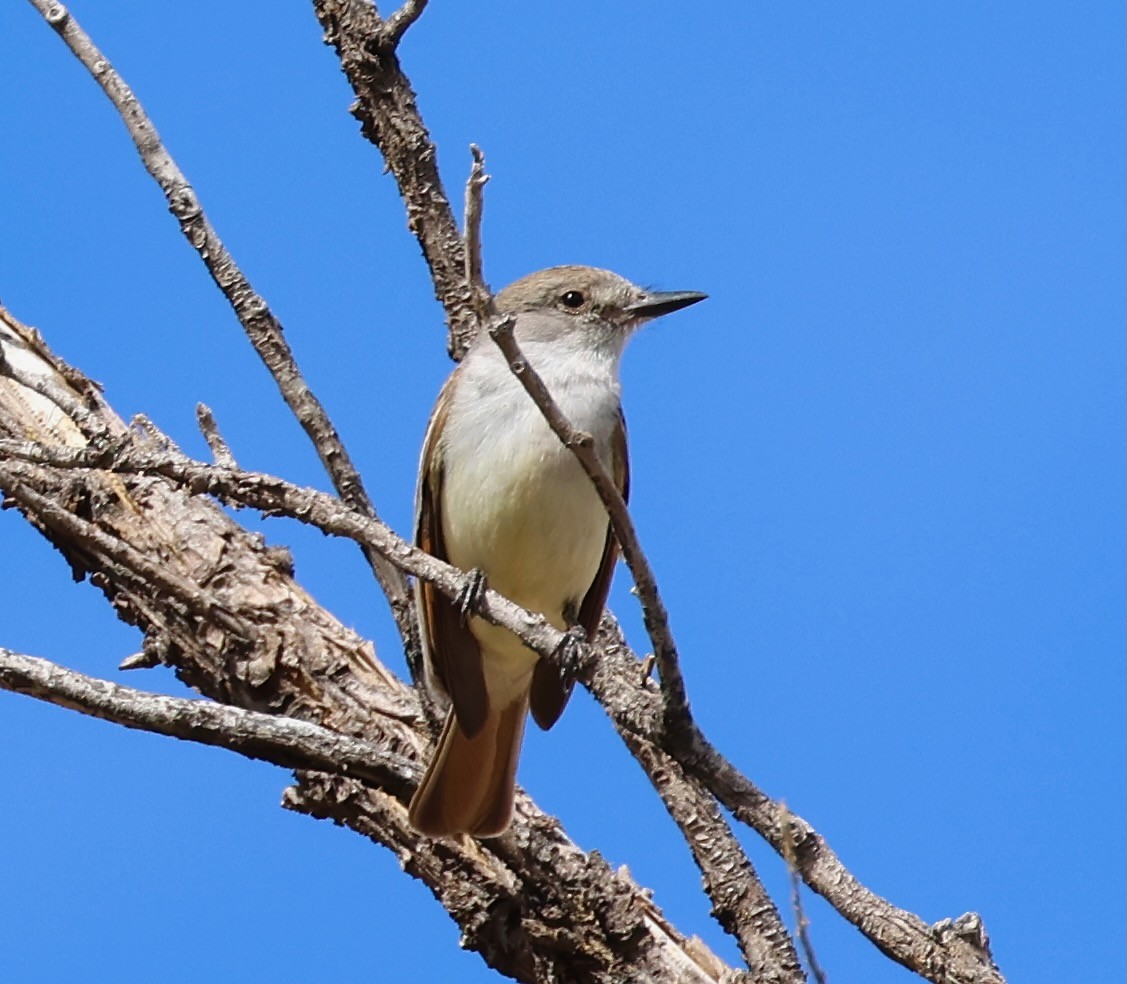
(25, 0), (414, 643)
(0, 439), (574, 671)
(381, 0), (429, 48)
(311, 0), (479, 358)
(463, 144), (494, 322)
(0, 425), (1002, 982)
(487, 316), (692, 729)
(0, 647), (413, 792)
(0, 305), (740, 983)
(618, 724), (802, 979)
(10, 2), (1011, 979)
(588, 630), (1005, 984)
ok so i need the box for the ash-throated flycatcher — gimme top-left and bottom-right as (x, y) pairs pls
(408, 265), (705, 837)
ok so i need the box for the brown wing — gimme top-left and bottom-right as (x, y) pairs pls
(530, 408), (630, 730)
(416, 372), (489, 739)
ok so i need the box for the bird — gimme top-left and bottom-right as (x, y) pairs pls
(408, 265), (705, 837)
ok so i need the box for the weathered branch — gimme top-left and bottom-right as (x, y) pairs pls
(618, 724), (802, 980)
(0, 304), (742, 984)
(0, 412), (1004, 984)
(0, 647), (413, 792)
(0, 438), (574, 670)
(487, 316), (692, 729)
(588, 631), (1005, 984)
(463, 144), (494, 322)
(311, 0), (478, 357)
(25, 0), (414, 643)
(0, 431), (801, 980)
(382, 0), (429, 47)
(11, 2), (1011, 980)
(0, 414), (1003, 982)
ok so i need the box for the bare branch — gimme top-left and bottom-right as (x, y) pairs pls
(620, 725), (802, 980)
(0, 425), (1004, 982)
(589, 632), (1005, 984)
(486, 316), (692, 728)
(195, 403), (237, 469)
(381, 0), (429, 48)
(26, 0), (413, 640)
(0, 647), (414, 792)
(781, 803), (828, 984)
(463, 144), (493, 320)
(310, 0), (478, 358)
(0, 440), (576, 678)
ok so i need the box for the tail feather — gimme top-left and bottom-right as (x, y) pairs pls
(408, 694), (528, 838)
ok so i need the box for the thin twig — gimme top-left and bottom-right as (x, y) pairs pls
(381, 0), (429, 48)
(195, 403), (237, 469)
(463, 144), (493, 321)
(0, 647), (414, 791)
(781, 801), (828, 984)
(486, 316), (692, 730)
(26, 0), (414, 641)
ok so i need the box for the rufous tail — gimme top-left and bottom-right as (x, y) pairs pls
(408, 694), (528, 838)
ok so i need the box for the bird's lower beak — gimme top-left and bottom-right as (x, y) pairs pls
(626, 290), (708, 319)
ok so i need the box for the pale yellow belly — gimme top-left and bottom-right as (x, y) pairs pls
(442, 444), (608, 701)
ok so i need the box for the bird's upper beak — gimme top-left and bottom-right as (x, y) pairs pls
(625, 289), (708, 319)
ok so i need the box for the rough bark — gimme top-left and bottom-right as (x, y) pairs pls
(4, 2), (1010, 982)
(0, 304), (743, 984)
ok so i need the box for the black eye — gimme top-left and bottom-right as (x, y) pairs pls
(560, 290), (585, 309)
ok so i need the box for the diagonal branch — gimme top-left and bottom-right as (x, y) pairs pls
(0, 440), (573, 670)
(589, 631), (1006, 984)
(1, 306), (745, 984)
(382, 0), (429, 47)
(0, 647), (414, 791)
(311, 0), (478, 358)
(487, 316), (692, 730)
(616, 715), (802, 978)
(26, 0), (414, 643)
(0, 423), (1003, 983)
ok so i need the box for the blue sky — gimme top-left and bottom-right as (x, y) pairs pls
(1, 2), (1123, 982)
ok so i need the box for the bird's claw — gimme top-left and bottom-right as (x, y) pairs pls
(553, 625), (589, 689)
(456, 568), (488, 624)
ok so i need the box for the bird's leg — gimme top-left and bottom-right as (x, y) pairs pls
(455, 567), (489, 624)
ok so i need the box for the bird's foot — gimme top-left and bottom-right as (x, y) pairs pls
(456, 568), (488, 624)
(552, 625), (590, 689)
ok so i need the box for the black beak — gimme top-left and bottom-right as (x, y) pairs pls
(626, 289), (708, 319)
